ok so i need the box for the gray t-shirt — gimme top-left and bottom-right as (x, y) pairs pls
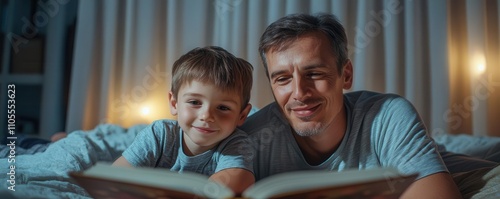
(123, 119), (253, 176)
(241, 91), (447, 181)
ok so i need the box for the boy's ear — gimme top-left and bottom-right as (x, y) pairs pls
(237, 103), (252, 126)
(169, 91), (178, 116)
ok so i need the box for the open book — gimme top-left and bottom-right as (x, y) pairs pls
(69, 162), (418, 199)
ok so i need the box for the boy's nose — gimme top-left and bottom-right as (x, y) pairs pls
(200, 109), (215, 122)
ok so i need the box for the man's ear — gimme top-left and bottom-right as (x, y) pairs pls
(169, 91), (178, 116)
(237, 103), (252, 126)
(342, 59), (353, 90)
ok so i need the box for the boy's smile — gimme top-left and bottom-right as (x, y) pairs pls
(193, 126), (218, 134)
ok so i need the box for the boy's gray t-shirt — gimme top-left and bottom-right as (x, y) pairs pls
(241, 91), (447, 181)
(123, 119), (253, 176)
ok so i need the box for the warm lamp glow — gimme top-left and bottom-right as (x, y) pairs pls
(476, 63), (486, 74)
(471, 53), (486, 75)
(140, 106), (151, 116)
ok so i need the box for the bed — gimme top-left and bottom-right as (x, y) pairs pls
(1, 122), (499, 198)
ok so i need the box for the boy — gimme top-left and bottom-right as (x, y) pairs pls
(112, 46), (255, 194)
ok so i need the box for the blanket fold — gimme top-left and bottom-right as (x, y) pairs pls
(0, 124), (146, 198)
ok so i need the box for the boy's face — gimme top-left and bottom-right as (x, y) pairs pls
(169, 80), (250, 155)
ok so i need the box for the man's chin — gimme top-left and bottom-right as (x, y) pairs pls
(291, 122), (323, 137)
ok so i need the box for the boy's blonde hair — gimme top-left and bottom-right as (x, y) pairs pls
(171, 46), (253, 111)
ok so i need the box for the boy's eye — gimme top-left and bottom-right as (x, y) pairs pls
(188, 100), (201, 105)
(218, 106), (231, 111)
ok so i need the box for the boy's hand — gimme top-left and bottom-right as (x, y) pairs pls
(209, 168), (255, 195)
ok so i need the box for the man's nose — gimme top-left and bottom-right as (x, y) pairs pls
(292, 77), (308, 101)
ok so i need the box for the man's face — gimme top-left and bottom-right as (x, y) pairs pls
(265, 32), (352, 136)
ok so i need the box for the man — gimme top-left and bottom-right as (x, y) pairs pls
(240, 13), (462, 198)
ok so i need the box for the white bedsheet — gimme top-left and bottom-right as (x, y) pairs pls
(434, 133), (500, 163)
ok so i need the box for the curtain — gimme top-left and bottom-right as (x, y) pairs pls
(447, 0), (500, 136)
(66, 0), (500, 137)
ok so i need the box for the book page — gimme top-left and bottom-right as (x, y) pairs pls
(70, 163), (234, 199)
(243, 167), (417, 199)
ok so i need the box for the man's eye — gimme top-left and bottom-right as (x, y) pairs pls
(275, 77), (290, 84)
(308, 73), (323, 78)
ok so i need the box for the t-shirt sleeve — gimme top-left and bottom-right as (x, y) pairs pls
(122, 120), (168, 167)
(214, 129), (254, 174)
(373, 96), (448, 179)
